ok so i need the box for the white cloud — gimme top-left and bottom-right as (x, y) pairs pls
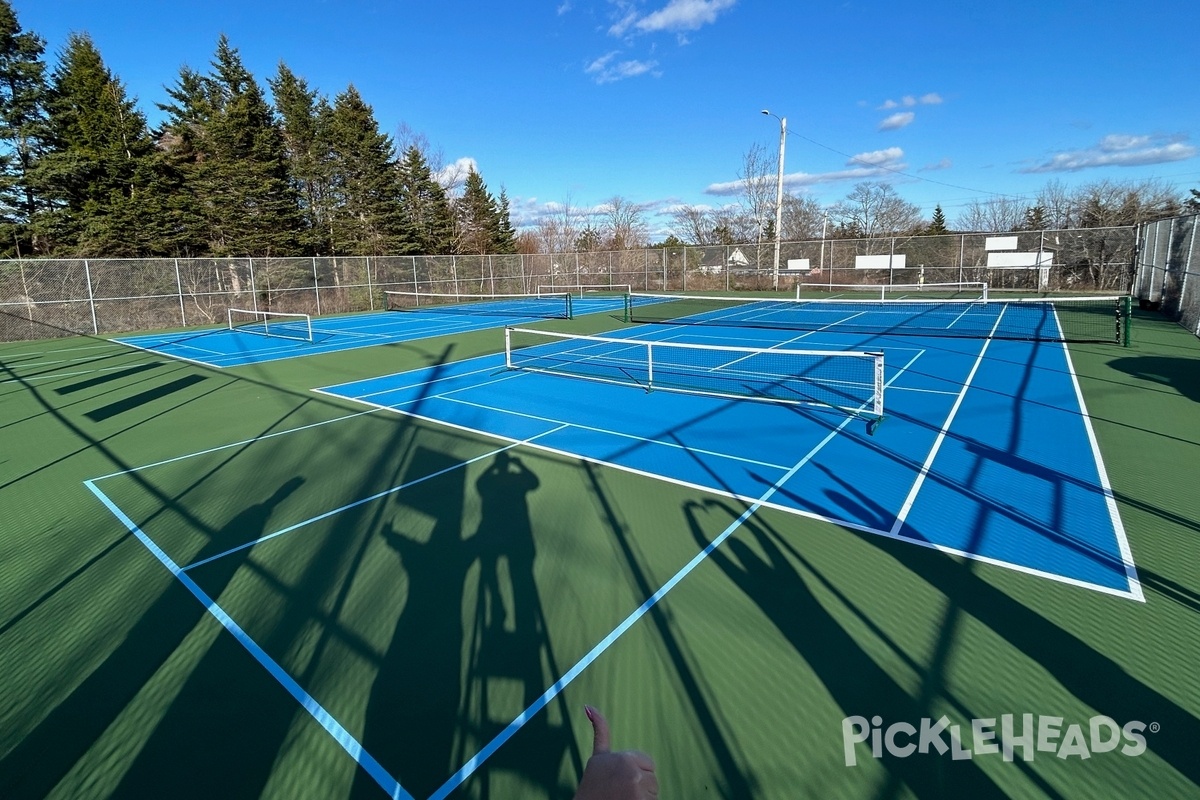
(634, 0), (738, 33)
(586, 51), (659, 83)
(433, 157), (477, 189)
(557, 1), (572, 14)
(704, 149), (907, 196)
(1021, 133), (1197, 173)
(610, 0), (737, 36)
(878, 93), (943, 110)
(851, 147), (905, 166)
(921, 158), (953, 172)
(879, 112), (915, 131)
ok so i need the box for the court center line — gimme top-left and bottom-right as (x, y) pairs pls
(428, 403), (864, 800)
(83, 479), (415, 800)
(889, 310), (1007, 536)
(181, 426), (568, 571)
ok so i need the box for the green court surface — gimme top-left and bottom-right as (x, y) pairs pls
(1, 308), (1199, 799)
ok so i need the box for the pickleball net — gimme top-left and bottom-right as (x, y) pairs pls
(385, 290), (573, 319)
(505, 326), (885, 423)
(227, 308), (313, 341)
(625, 292), (1131, 344)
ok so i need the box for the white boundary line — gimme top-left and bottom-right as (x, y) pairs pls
(427, 401), (864, 800)
(1056, 334), (1144, 601)
(83, 479), (415, 800)
(182, 427), (568, 571)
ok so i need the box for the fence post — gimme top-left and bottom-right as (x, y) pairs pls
(958, 234), (965, 283)
(312, 257), (322, 316)
(174, 258), (187, 326)
(83, 260), (99, 334)
(248, 258), (259, 313)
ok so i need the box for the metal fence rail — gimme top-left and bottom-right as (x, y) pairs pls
(0, 226), (1137, 342)
(1133, 214), (1200, 337)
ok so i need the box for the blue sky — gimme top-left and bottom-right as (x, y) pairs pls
(18, 0), (1200, 236)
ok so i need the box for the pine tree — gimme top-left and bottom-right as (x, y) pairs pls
(157, 36), (304, 256)
(33, 33), (158, 255)
(1022, 204), (1048, 231)
(325, 84), (414, 255)
(455, 168), (501, 255)
(397, 145), (454, 254)
(494, 188), (517, 254)
(270, 62), (334, 253)
(926, 204), (949, 235)
(0, 0), (48, 256)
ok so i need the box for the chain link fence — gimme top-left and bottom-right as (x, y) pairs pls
(0, 226), (1137, 342)
(1132, 213), (1200, 337)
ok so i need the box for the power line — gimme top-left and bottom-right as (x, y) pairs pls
(784, 128), (1030, 201)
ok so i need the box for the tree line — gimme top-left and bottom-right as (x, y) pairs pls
(0, 3), (515, 259)
(2, 1), (1197, 262)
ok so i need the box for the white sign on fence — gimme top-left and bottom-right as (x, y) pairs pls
(855, 254), (907, 270)
(986, 251), (1054, 268)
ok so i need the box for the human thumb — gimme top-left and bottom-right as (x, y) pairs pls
(584, 705), (611, 755)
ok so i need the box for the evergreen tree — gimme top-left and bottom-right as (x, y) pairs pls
(157, 36), (304, 256)
(0, 0), (48, 256)
(1022, 204), (1048, 231)
(1184, 188), (1200, 215)
(397, 145), (454, 254)
(494, 188), (517, 254)
(269, 62), (334, 253)
(324, 84), (414, 255)
(33, 33), (159, 255)
(455, 168), (501, 255)
(926, 204), (949, 235)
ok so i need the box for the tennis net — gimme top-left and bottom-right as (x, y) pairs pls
(385, 290), (572, 319)
(626, 292), (1131, 344)
(227, 308), (313, 341)
(505, 326), (885, 422)
(797, 281), (989, 301)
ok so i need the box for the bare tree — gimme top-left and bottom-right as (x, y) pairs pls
(534, 196), (581, 254)
(670, 204), (715, 245)
(738, 142), (777, 254)
(781, 194), (826, 240)
(830, 182), (924, 240)
(1036, 180), (1077, 229)
(954, 196), (1026, 232)
(1075, 178), (1182, 227)
(600, 195), (649, 250)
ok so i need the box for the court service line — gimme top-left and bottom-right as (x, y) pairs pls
(428, 404), (864, 800)
(181, 426), (569, 571)
(83, 479), (415, 800)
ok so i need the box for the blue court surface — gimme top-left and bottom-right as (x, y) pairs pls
(112, 296), (625, 368)
(316, 321), (1141, 598)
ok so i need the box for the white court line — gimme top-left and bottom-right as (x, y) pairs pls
(1054, 316), (1143, 601)
(181, 427), (568, 571)
(0, 361), (163, 386)
(83, 480), (415, 800)
(884, 309), (1143, 601)
(439, 394), (794, 472)
(427, 393), (869, 800)
(89, 408), (381, 481)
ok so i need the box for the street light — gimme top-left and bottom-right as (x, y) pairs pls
(761, 109), (786, 291)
